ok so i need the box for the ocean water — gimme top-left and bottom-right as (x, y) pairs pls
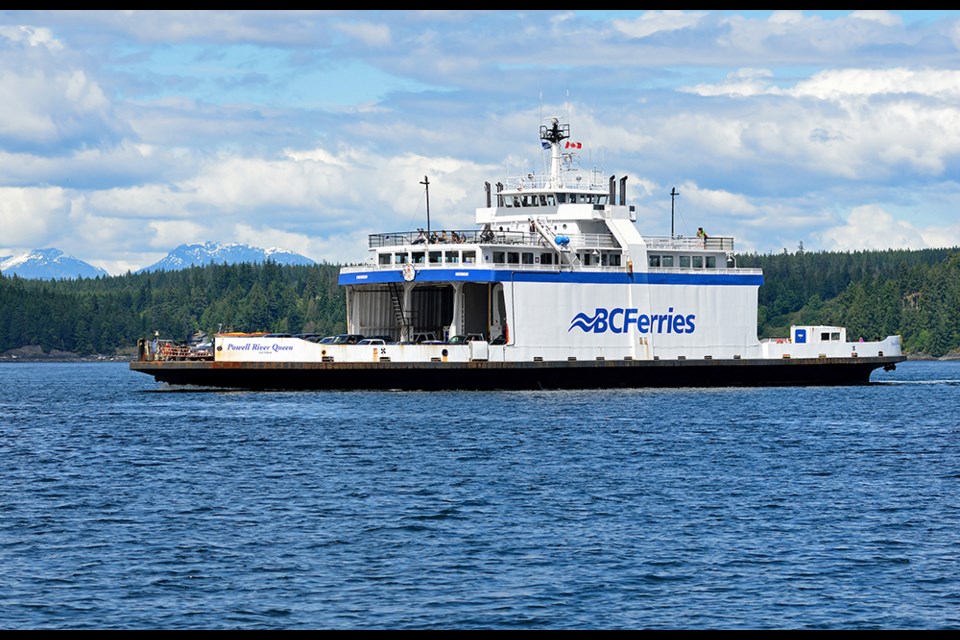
(1, 360), (958, 630)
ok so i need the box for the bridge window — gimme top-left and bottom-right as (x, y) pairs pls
(522, 252), (534, 264)
(412, 251), (425, 264)
(661, 255), (674, 267)
(493, 251), (505, 263)
(429, 251), (442, 264)
(463, 251), (476, 264)
(394, 253), (408, 264)
(679, 255), (691, 268)
(445, 251), (459, 264)
(648, 255), (661, 267)
(507, 252), (520, 264)
(541, 253), (553, 265)
(379, 253), (391, 266)
(706, 256), (717, 268)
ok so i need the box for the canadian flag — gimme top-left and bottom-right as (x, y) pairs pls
(565, 141), (582, 149)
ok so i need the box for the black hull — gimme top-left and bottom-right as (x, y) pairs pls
(130, 356), (906, 391)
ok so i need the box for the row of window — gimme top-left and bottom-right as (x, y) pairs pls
(648, 254), (718, 269)
(492, 251), (553, 265)
(381, 249), (729, 270)
(381, 250), (478, 265)
(489, 251), (624, 266)
(502, 192), (609, 207)
(379, 247), (642, 268)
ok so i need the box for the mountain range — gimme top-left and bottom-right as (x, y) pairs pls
(0, 242), (316, 280)
(0, 248), (110, 280)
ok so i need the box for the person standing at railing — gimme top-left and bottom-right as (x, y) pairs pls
(697, 227), (708, 247)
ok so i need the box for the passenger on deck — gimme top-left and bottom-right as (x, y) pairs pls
(413, 228), (426, 244)
(480, 224), (494, 243)
(439, 230), (448, 243)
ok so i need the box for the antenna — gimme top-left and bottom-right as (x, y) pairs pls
(421, 176), (431, 244)
(670, 187), (679, 239)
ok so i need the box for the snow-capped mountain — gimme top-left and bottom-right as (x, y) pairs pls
(0, 248), (110, 280)
(137, 241), (316, 273)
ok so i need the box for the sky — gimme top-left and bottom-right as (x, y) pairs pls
(2, 10), (960, 275)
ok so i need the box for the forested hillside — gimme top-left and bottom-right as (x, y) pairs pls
(739, 246), (960, 355)
(1, 247), (958, 357)
(0, 262), (344, 356)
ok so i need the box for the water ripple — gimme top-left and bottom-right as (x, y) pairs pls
(0, 361), (958, 629)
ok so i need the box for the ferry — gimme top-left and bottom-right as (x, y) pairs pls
(130, 117), (905, 390)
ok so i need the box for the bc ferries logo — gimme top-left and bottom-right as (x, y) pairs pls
(569, 307), (697, 334)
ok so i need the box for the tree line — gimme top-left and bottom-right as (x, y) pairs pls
(738, 246), (960, 356)
(0, 261), (345, 355)
(1, 247), (958, 356)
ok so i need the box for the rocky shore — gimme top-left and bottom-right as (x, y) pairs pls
(0, 345), (133, 362)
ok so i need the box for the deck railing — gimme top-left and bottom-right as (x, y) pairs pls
(644, 236), (735, 251)
(370, 231), (734, 252)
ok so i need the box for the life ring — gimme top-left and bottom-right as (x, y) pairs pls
(402, 263), (416, 282)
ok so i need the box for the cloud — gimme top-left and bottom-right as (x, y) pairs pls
(0, 187), (70, 247)
(789, 68), (960, 101)
(612, 10), (707, 39)
(0, 24), (63, 50)
(334, 20), (392, 47)
(849, 10), (903, 27)
(818, 204), (950, 251)
(3, 10), (960, 275)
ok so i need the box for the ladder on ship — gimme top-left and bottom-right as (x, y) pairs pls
(533, 217), (581, 269)
(388, 282), (413, 337)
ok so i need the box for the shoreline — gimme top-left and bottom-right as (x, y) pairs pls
(0, 345), (133, 363)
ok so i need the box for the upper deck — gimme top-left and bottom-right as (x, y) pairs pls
(367, 230), (736, 253)
(342, 115), (758, 280)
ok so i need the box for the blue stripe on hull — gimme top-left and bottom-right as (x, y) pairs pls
(339, 269), (764, 286)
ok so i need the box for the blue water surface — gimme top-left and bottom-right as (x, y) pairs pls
(1, 360), (958, 629)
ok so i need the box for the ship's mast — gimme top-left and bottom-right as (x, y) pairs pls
(540, 118), (570, 188)
(421, 175), (431, 244)
(670, 186), (679, 239)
